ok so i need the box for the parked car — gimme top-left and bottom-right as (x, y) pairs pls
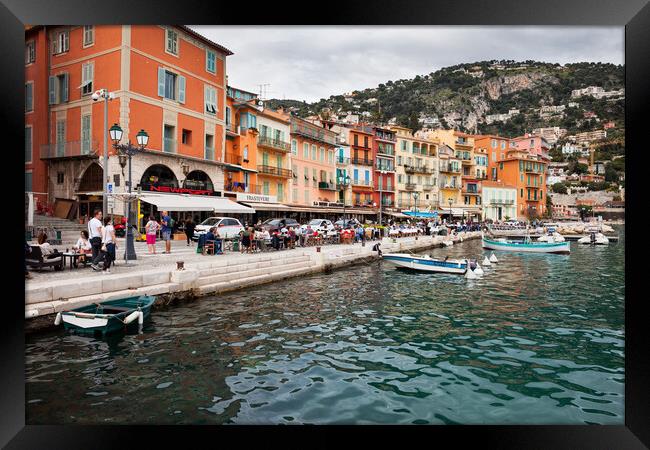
(300, 219), (335, 235)
(192, 217), (244, 240)
(334, 218), (360, 228)
(260, 218), (300, 232)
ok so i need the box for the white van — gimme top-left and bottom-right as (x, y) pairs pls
(193, 217), (244, 240)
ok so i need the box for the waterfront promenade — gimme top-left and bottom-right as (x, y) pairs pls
(25, 232), (481, 328)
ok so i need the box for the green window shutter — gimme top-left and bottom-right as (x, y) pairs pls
(157, 68), (166, 97)
(25, 128), (32, 162)
(48, 76), (56, 104)
(263, 152), (269, 165)
(81, 115), (91, 154)
(178, 75), (186, 104)
(61, 73), (69, 102)
(25, 84), (33, 111)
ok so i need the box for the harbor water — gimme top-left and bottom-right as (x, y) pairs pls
(26, 227), (624, 424)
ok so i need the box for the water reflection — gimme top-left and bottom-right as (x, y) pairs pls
(26, 227), (624, 424)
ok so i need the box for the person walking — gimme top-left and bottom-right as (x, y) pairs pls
(184, 216), (196, 246)
(160, 210), (172, 254)
(88, 209), (104, 270)
(145, 214), (160, 254)
(101, 217), (116, 273)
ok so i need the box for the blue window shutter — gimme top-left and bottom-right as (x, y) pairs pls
(157, 68), (165, 97)
(61, 73), (69, 102)
(354, 169), (358, 180)
(48, 76), (56, 104)
(26, 84), (33, 111)
(365, 170), (369, 181)
(178, 75), (186, 103)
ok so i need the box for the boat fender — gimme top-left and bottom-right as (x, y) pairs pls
(124, 311), (140, 325)
(138, 311), (144, 325)
(474, 264), (484, 276)
(54, 312), (62, 326)
(489, 253), (498, 263)
(483, 256), (492, 266)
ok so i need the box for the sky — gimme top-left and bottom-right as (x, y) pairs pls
(189, 26), (624, 103)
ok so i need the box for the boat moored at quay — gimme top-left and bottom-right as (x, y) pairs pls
(481, 234), (571, 254)
(382, 253), (469, 274)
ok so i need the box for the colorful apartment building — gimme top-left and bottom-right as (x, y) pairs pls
(390, 126), (439, 212)
(27, 25), (232, 221)
(373, 126), (396, 209)
(348, 125), (375, 207)
(289, 116), (338, 208)
(473, 134), (517, 183)
(436, 144), (463, 212)
(481, 181), (518, 221)
(255, 107), (292, 204)
(494, 149), (548, 219)
(512, 134), (551, 160)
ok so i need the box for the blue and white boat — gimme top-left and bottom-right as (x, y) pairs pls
(482, 234), (570, 254)
(382, 253), (468, 274)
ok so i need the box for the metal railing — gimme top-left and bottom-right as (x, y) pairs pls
(375, 183), (395, 192)
(404, 183), (416, 190)
(290, 122), (337, 145)
(376, 145), (395, 156)
(40, 140), (99, 159)
(336, 157), (351, 165)
(318, 181), (337, 190)
(224, 152), (242, 165)
(439, 164), (461, 173)
(257, 135), (291, 152)
(257, 165), (292, 178)
(376, 163), (395, 172)
(351, 157), (373, 166)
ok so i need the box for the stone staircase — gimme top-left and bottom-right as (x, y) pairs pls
(28, 214), (88, 244)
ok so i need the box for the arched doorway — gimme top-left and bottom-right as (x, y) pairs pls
(78, 163), (103, 192)
(183, 170), (214, 191)
(140, 164), (179, 189)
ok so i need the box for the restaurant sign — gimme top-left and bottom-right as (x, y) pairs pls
(140, 184), (218, 196)
(236, 193), (277, 203)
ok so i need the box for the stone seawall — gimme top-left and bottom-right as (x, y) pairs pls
(25, 232), (482, 333)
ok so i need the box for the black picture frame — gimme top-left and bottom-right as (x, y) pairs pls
(4, 0), (648, 447)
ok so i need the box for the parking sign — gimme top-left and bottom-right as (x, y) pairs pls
(107, 182), (114, 194)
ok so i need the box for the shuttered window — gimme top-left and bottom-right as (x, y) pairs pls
(25, 41), (35, 64)
(25, 83), (33, 112)
(206, 50), (216, 73)
(158, 68), (184, 102)
(52, 30), (69, 54)
(25, 127), (32, 163)
(81, 115), (91, 155)
(205, 85), (217, 114)
(81, 62), (93, 95)
(83, 26), (94, 46)
(56, 120), (66, 157)
(166, 29), (178, 55)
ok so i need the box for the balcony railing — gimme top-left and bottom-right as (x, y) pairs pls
(224, 152), (242, 165)
(462, 187), (482, 195)
(351, 157), (373, 166)
(257, 135), (291, 152)
(404, 164), (432, 174)
(353, 200), (375, 207)
(381, 198), (394, 207)
(422, 183), (436, 190)
(374, 183), (395, 192)
(257, 165), (292, 178)
(404, 183), (416, 191)
(376, 163), (395, 172)
(490, 199), (514, 205)
(318, 181), (337, 190)
(40, 140), (99, 159)
(163, 138), (177, 154)
(351, 179), (372, 187)
(204, 147), (215, 161)
(290, 122), (337, 145)
(375, 132), (396, 142)
(439, 164), (461, 173)
(376, 146), (395, 156)
(336, 157), (351, 165)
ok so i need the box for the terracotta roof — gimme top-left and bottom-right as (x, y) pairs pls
(177, 26), (233, 56)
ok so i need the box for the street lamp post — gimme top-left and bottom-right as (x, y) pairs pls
(340, 174), (351, 224)
(448, 197), (453, 223)
(110, 124), (149, 261)
(413, 192), (420, 218)
(92, 89), (116, 215)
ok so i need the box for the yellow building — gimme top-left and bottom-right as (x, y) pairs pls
(390, 126), (440, 213)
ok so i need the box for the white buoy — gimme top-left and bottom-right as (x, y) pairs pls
(465, 265), (477, 279)
(124, 311), (140, 325)
(489, 253), (498, 263)
(138, 311), (144, 325)
(54, 312), (62, 326)
(474, 264), (484, 276)
(483, 256), (492, 266)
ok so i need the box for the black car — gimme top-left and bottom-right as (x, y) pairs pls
(260, 218), (300, 232)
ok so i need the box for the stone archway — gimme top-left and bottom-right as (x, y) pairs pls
(183, 170), (214, 191)
(77, 163), (103, 192)
(140, 164), (179, 189)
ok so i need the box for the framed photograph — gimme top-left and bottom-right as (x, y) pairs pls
(7, 0), (648, 447)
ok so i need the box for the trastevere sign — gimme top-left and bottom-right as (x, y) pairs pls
(236, 193), (278, 203)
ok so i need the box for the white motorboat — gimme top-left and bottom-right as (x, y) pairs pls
(577, 232), (609, 245)
(382, 253), (468, 274)
(482, 234), (570, 254)
(537, 232), (565, 243)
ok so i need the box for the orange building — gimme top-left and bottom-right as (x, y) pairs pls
(472, 134), (517, 182)
(289, 116), (338, 207)
(26, 25), (232, 222)
(494, 148), (548, 219)
(372, 126), (396, 209)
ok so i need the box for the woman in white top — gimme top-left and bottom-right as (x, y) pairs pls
(74, 230), (93, 264)
(101, 217), (117, 272)
(145, 215), (160, 254)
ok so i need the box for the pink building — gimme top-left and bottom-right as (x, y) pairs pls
(513, 134), (550, 161)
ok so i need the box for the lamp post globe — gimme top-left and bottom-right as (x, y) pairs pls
(109, 123), (123, 144)
(136, 129), (149, 148)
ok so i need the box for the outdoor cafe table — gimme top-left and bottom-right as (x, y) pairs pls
(61, 252), (85, 269)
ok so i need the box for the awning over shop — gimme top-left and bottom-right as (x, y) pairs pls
(240, 201), (291, 211)
(139, 194), (255, 213)
(437, 208), (467, 216)
(402, 210), (438, 218)
(386, 212), (409, 218)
